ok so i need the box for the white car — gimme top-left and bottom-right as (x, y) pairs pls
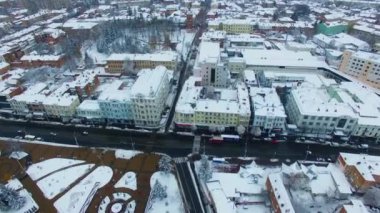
(82, 131), (89, 135)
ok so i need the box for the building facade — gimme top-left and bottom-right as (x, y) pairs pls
(339, 50), (380, 89)
(130, 66), (172, 128)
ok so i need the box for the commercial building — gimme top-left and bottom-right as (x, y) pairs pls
(193, 41), (230, 87)
(337, 153), (380, 191)
(43, 94), (80, 120)
(106, 51), (178, 73)
(174, 76), (251, 132)
(286, 82), (380, 139)
(250, 87), (286, 134)
(339, 50), (380, 89)
(97, 79), (135, 125)
(130, 66), (172, 128)
(76, 100), (104, 123)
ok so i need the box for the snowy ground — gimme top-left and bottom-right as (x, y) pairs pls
(115, 171), (137, 190)
(115, 149), (143, 160)
(86, 43), (109, 65)
(54, 166), (113, 213)
(175, 30), (195, 58)
(146, 171), (184, 213)
(37, 164), (95, 199)
(26, 158), (85, 180)
(5, 179), (39, 212)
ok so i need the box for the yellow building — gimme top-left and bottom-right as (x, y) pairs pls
(339, 50), (380, 89)
(174, 77), (251, 130)
(106, 52), (177, 73)
(208, 19), (253, 34)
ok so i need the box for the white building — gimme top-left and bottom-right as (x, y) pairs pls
(97, 79), (134, 125)
(130, 66), (172, 128)
(193, 41), (230, 88)
(175, 76), (251, 131)
(286, 82), (380, 139)
(76, 100), (104, 123)
(250, 87), (286, 133)
(241, 49), (327, 72)
(43, 93), (80, 120)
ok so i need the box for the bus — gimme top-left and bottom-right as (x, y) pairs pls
(221, 134), (240, 142)
(209, 136), (223, 144)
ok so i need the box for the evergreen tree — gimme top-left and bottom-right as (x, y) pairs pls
(151, 180), (167, 201)
(0, 184), (26, 211)
(198, 155), (212, 182)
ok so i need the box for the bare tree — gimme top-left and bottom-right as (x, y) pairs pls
(363, 187), (380, 207)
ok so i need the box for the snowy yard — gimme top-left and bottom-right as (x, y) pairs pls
(37, 164), (95, 199)
(54, 166), (113, 213)
(26, 158), (85, 180)
(146, 171), (184, 213)
(115, 171), (137, 190)
(115, 149), (143, 160)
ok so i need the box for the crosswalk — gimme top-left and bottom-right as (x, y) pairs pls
(173, 157), (188, 164)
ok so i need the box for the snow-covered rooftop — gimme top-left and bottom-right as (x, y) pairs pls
(107, 51), (177, 62)
(130, 66), (171, 98)
(250, 87), (286, 118)
(267, 173), (295, 213)
(342, 199), (369, 213)
(242, 49), (327, 68)
(340, 152), (380, 182)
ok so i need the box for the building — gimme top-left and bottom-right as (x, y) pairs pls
(266, 173), (295, 213)
(286, 83), (359, 135)
(174, 77), (251, 132)
(339, 50), (380, 89)
(250, 87), (286, 134)
(106, 52), (178, 73)
(97, 79), (134, 125)
(337, 153), (380, 191)
(317, 22), (348, 36)
(76, 100), (104, 123)
(43, 93), (80, 121)
(9, 83), (47, 116)
(130, 66), (172, 128)
(0, 61), (10, 74)
(339, 199), (369, 213)
(241, 49), (327, 73)
(208, 19), (253, 34)
(193, 41), (230, 87)
(19, 54), (65, 68)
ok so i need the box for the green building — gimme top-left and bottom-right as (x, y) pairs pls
(317, 22), (348, 36)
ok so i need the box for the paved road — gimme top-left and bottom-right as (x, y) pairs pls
(1, 120), (379, 160)
(176, 162), (204, 213)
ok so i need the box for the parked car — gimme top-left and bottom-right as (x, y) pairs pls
(82, 131), (89, 135)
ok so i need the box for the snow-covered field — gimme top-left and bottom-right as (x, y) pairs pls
(54, 166), (113, 213)
(27, 158), (85, 180)
(146, 171), (184, 213)
(37, 164), (95, 199)
(115, 171), (137, 190)
(115, 149), (142, 160)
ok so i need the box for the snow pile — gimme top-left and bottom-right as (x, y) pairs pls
(27, 158), (85, 180)
(54, 166), (113, 213)
(37, 164), (95, 199)
(114, 172), (137, 190)
(115, 150), (142, 160)
(146, 171), (184, 213)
